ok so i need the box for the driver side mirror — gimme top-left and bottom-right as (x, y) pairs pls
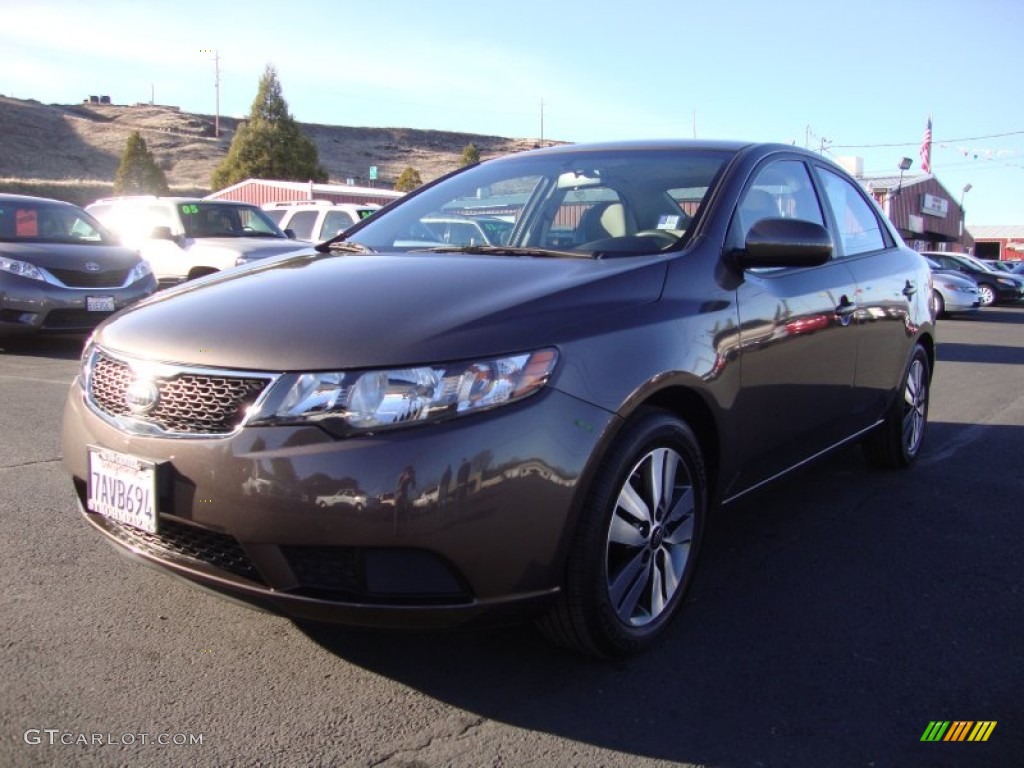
(151, 226), (184, 247)
(733, 218), (832, 270)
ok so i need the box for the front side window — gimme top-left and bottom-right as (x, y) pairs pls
(818, 168), (887, 256)
(735, 159), (825, 240)
(179, 203), (285, 239)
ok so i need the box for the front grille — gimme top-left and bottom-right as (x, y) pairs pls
(48, 267), (129, 288)
(43, 309), (112, 330)
(281, 546), (470, 603)
(101, 514), (265, 583)
(88, 349), (272, 436)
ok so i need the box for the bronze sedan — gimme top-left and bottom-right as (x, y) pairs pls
(62, 140), (935, 657)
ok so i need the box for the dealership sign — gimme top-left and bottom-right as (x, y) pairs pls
(921, 193), (949, 218)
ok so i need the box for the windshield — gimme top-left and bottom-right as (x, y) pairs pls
(0, 200), (117, 245)
(346, 148), (730, 257)
(179, 203), (285, 239)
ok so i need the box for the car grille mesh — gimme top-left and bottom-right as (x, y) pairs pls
(47, 267), (130, 288)
(88, 350), (271, 435)
(102, 515), (265, 584)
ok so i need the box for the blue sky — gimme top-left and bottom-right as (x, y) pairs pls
(4, 0), (1022, 225)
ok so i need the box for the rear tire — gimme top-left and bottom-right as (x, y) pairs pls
(538, 410), (706, 658)
(863, 344), (930, 468)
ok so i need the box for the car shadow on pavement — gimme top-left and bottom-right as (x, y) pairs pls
(937, 342), (1024, 365)
(0, 334), (87, 360)
(298, 424), (1022, 766)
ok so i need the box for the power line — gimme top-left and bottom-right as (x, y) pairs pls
(831, 129), (1024, 150)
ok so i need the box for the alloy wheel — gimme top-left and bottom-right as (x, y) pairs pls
(902, 356), (928, 457)
(605, 446), (696, 627)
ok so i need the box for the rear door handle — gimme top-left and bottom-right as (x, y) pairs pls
(902, 280), (917, 299)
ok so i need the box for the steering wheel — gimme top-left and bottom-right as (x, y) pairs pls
(634, 229), (681, 247)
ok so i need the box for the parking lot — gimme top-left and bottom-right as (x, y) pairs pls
(2, 307), (1022, 767)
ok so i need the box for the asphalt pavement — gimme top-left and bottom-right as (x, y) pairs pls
(1, 307), (1021, 767)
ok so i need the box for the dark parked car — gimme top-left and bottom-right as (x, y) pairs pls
(1, 194), (157, 337)
(61, 141), (935, 657)
(922, 251), (1024, 306)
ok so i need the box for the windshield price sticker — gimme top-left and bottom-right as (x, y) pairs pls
(87, 447), (158, 533)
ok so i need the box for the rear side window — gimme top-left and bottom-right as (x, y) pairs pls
(285, 210), (317, 240)
(818, 168), (887, 256)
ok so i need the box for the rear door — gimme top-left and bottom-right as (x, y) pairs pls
(813, 164), (926, 418)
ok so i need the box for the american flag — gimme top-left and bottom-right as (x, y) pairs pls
(920, 117), (932, 174)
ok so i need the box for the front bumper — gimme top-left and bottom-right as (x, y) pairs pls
(0, 274), (156, 335)
(62, 379), (616, 628)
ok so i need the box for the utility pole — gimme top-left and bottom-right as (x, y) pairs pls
(214, 50), (221, 139)
(540, 98), (544, 146)
(199, 49), (221, 138)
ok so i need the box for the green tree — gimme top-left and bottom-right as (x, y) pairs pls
(211, 65), (327, 190)
(113, 131), (169, 195)
(394, 167), (422, 192)
(459, 143), (480, 167)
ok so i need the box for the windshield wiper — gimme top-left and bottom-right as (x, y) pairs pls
(416, 245), (594, 259)
(315, 240), (375, 254)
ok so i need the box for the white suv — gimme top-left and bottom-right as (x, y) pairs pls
(262, 201), (381, 242)
(86, 197), (309, 287)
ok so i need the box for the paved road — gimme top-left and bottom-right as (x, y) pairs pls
(1, 308), (1022, 767)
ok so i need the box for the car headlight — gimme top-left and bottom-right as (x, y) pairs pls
(249, 348), (558, 436)
(126, 259), (153, 284)
(935, 279), (973, 293)
(0, 256), (46, 282)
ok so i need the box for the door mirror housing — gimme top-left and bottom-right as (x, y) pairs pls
(734, 218), (833, 269)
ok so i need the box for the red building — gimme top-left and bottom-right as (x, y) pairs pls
(206, 179), (404, 208)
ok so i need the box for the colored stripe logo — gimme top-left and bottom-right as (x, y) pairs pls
(921, 721), (997, 742)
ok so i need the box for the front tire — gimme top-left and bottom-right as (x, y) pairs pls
(863, 344), (930, 468)
(538, 410), (706, 658)
(977, 282), (997, 307)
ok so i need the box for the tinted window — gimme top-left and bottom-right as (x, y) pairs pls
(0, 201), (113, 244)
(819, 168), (886, 256)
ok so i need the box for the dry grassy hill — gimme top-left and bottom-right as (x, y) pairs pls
(0, 95), (545, 205)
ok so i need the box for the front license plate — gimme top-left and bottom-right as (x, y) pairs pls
(87, 447), (158, 533)
(87, 296), (115, 312)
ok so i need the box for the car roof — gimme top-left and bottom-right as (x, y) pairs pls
(0, 193), (81, 207)
(89, 196), (258, 207)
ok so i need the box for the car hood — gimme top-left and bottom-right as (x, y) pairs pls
(182, 237), (309, 259)
(930, 268), (976, 286)
(0, 241), (140, 269)
(95, 251), (668, 370)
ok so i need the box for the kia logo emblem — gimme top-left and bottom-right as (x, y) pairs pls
(125, 378), (160, 415)
(84, 262), (102, 272)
